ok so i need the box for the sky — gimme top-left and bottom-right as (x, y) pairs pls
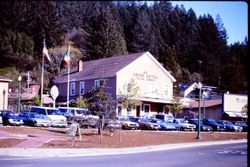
(170, 1), (248, 45)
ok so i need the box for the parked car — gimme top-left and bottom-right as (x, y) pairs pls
(217, 120), (243, 132)
(138, 117), (160, 130)
(105, 118), (121, 130)
(0, 110), (3, 124)
(128, 116), (140, 123)
(202, 118), (225, 131)
(18, 112), (52, 127)
(58, 107), (90, 120)
(188, 119), (212, 131)
(153, 113), (175, 122)
(119, 117), (139, 130)
(157, 120), (179, 131)
(1, 110), (23, 126)
(30, 106), (67, 127)
(172, 118), (196, 131)
(234, 121), (248, 132)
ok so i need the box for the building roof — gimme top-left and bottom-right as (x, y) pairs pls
(0, 76), (12, 82)
(188, 99), (222, 108)
(54, 52), (151, 83)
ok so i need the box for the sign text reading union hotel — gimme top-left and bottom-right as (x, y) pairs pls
(133, 71), (158, 81)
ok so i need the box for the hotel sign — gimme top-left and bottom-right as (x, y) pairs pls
(133, 71), (158, 81)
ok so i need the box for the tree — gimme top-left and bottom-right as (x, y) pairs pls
(118, 79), (141, 112)
(87, 79), (116, 117)
(76, 96), (89, 108)
(86, 79), (116, 135)
(46, 44), (82, 82)
(167, 96), (183, 117)
(128, 3), (153, 53)
(241, 104), (247, 115)
(83, 5), (127, 60)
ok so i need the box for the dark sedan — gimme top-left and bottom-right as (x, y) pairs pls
(234, 121), (248, 132)
(2, 110), (23, 126)
(217, 120), (243, 132)
(18, 112), (52, 127)
(188, 119), (212, 131)
(202, 118), (225, 131)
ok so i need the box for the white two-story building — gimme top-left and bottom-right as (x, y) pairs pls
(54, 51), (176, 117)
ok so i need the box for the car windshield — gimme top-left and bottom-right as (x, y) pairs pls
(58, 108), (67, 114)
(120, 118), (130, 122)
(192, 120), (204, 125)
(225, 121), (234, 125)
(76, 109), (89, 115)
(208, 119), (217, 124)
(47, 109), (62, 115)
(179, 119), (188, 123)
(31, 114), (46, 119)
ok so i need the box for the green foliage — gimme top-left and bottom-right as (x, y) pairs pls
(241, 104), (248, 114)
(32, 95), (41, 106)
(168, 96), (184, 117)
(118, 79), (142, 109)
(87, 79), (116, 117)
(76, 96), (89, 108)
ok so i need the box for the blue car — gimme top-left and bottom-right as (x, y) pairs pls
(18, 112), (52, 127)
(217, 120), (243, 132)
(2, 110), (23, 126)
(202, 118), (225, 131)
(235, 121), (248, 132)
(159, 120), (179, 131)
(188, 119), (212, 131)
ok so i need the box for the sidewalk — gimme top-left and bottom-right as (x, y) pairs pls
(0, 139), (247, 158)
(0, 129), (67, 148)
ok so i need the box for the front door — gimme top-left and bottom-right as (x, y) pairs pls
(136, 106), (140, 117)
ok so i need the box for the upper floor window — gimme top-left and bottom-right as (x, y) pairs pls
(79, 81), (85, 95)
(163, 84), (168, 96)
(70, 82), (75, 96)
(94, 80), (100, 87)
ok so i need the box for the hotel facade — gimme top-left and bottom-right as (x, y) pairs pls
(54, 51), (176, 117)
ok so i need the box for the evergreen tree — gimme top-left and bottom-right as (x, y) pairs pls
(83, 5), (127, 60)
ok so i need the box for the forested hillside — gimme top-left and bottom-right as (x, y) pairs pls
(0, 1), (247, 93)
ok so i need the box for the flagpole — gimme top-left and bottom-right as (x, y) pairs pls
(67, 63), (70, 108)
(41, 53), (44, 107)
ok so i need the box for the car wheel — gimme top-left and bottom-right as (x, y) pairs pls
(122, 125), (126, 130)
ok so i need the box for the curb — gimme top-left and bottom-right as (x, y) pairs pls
(0, 139), (247, 158)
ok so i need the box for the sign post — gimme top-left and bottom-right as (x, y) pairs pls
(50, 85), (59, 108)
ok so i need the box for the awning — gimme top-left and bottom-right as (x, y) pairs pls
(138, 97), (173, 104)
(224, 111), (248, 118)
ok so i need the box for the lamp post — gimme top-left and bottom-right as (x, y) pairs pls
(17, 75), (22, 113)
(3, 89), (6, 110)
(202, 90), (208, 119)
(196, 82), (202, 140)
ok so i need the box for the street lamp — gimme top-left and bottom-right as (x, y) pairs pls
(2, 89), (6, 110)
(196, 82), (202, 140)
(17, 75), (22, 113)
(202, 90), (208, 119)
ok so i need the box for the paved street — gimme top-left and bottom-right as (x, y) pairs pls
(0, 142), (247, 167)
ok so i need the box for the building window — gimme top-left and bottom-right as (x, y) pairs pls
(79, 81), (85, 95)
(127, 83), (132, 93)
(144, 104), (150, 116)
(70, 82), (75, 96)
(163, 84), (168, 96)
(94, 80), (100, 87)
(117, 106), (122, 116)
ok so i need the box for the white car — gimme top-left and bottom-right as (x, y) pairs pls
(30, 106), (67, 127)
(173, 118), (196, 131)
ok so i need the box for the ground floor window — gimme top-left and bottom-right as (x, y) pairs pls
(117, 105), (122, 116)
(143, 104), (150, 116)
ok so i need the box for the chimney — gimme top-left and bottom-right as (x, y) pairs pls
(78, 60), (83, 72)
